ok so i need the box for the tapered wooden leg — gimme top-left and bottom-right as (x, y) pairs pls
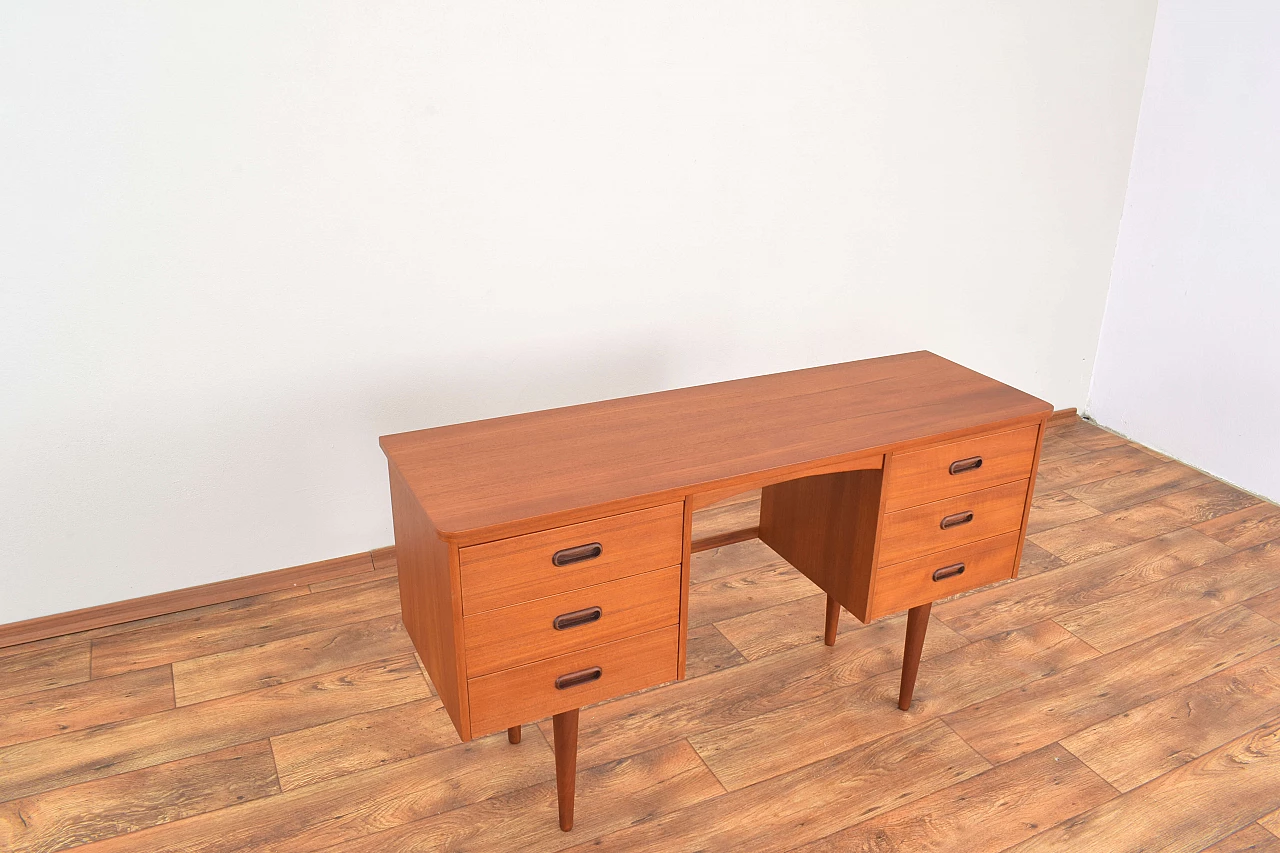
(824, 595), (841, 646)
(507, 725), (521, 744)
(898, 602), (932, 711)
(552, 708), (579, 831)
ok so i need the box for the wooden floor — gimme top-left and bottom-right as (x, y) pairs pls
(4, 417), (1280, 853)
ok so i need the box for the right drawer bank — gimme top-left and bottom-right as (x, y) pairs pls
(868, 424), (1040, 619)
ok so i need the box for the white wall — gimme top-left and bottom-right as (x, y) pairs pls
(1, 1), (1156, 625)
(1089, 0), (1280, 503)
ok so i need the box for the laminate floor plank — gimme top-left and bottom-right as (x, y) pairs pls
(1260, 810), (1280, 842)
(558, 720), (988, 853)
(1017, 540), (1066, 577)
(1030, 480), (1258, 564)
(1029, 501), (1189, 563)
(1199, 825), (1280, 853)
(1063, 460), (1212, 514)
(172, 614), (415, 706)
(934, 528), (1230, 640)
(89, 577), (401, 678)
(318, 740), (724, 853)
(686, 559), (823, 628)
(270, 697), (462, 792)
(1001, 719), (1280, 853)
(1034, 443), (1161, 493)
(1026, 490), (1101, 535)
(0, 655), (427, 802)
(716, 588), (962, 662)
(0, 741), (280, 853)
(67, 731), (554, 853)
(683, 623), (748, 678)
(0, 643), (89, 701)
(1248, 586), (1280, 624)
(786, 743), (1115, 853)
(711, 590), (839, 660)
(1057, 541), (1280, 653)
(0, 665), (174, 749)
(1198, 502), (1280, 551)
(689, 620), (1096, 791)
(1159, 479), (1271, 522)
(690, 492), (761, 542)
(944, 606), (1280, 765)
(1036, 432), (1089, 464)
(688, 538), (784, 585)
(1060, 645), (1280, 791)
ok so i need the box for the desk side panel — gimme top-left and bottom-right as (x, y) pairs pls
(758, 466), (884, 621)
(389, 462), (470, 740)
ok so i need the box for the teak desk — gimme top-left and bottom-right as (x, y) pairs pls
(380, 351), (1051, 831)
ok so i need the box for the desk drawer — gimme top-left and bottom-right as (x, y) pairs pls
(884, 425), (1039, 512)
(459, 503), (685, 614)
(463, 564), (681, 677)
(877, 479), (1029, 566)
(467, 625), (679, 736)
(870, 531), (1020, 618)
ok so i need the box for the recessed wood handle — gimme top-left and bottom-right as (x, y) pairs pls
(949, 456), (983, 475)
(940, 510), (974, 530)
(554, 666), (602, 690)
(932, 562), (966, 581)
(551, 542), (603, 567)
(552, 606), (603, 631)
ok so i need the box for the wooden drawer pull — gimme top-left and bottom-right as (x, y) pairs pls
(939, 510), (974, 530)
(932, 562), (966, 582)
(552, 606), (603, 631)
(949, 456), (984, 475)
(555, 666), (603, 690)
(551, 542), (603, 567)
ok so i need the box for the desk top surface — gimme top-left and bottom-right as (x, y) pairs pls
(380, 351), (1051, 542)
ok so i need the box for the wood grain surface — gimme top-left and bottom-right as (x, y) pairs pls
(2, 416), (1279, 852)
(462, 564), (680, 676)
(457, 502), (683, 614)
(467, 625), (678, 737)
(758, 466), (884, 620)
(883, 423), (1039, 512)
(381, 352), (1052, 542)
(876, 478), (1029, 566)
(869, 529), (1019, 618)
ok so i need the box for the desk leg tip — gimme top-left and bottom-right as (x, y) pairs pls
(553, 708), (579, 833)
(898, 602), (931, 713)
(824, 595), (841, 646)
(507, 725), (521, 744)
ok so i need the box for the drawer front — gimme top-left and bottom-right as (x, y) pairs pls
(463, 565), (681, 677)
(884, 425), (1039, 513)
(459, 503), (685, 614)
(877, 479), (1029, 567)
(467, 625), (679, 736)
(870, 531), (1020, 619)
